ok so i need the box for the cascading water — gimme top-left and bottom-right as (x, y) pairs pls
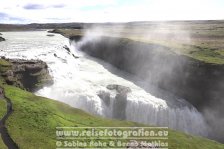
(0, 31), (208, 137)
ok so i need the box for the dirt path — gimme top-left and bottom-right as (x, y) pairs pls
(0, 88), (18, 149)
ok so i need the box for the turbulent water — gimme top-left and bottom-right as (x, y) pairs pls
(0, 31), (208, 136)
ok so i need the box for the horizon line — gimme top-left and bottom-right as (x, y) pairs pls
(1, 19), (224, 25)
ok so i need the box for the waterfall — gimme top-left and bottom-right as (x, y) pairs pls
(0, 31), (209, 137)
(98, 86), (208, 137)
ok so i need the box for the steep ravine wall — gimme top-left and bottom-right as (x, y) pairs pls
(72, 35), (224, 142)
(0, 58), (53, 91)
(74, 36), (224, 109)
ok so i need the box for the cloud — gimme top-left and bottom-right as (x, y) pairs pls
(0, 12), (8, 18)
(23, 4), (46, 10)
(23, 3), (65, 10)
(0, 12), (26, 23)
(52, 4), (65, 8)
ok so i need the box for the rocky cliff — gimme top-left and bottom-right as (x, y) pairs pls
(0, 58), (53, 91)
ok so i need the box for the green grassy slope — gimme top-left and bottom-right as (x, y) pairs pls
(3, 85), (143, 149)
(0, 59), (12, 73)
(0, 99), (6, 118)
(0, 59), (9, 119)
(0, 85), (223, 149)
(0, 135), (7, 149)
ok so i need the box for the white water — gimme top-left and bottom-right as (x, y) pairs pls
(0, 31), (208, 136)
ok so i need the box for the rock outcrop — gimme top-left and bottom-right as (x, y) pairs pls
(46, 34), (55, 37)
(63, 45), (71, 53)
(0, 58), (53, 91)
(97, 91), (111, 106)
(98, 84), (131, 120)
(107, 84), (131, 120)
(69, 35), (83, 42)
(0, 36), (5, 42)
(47, 29), (61, 34)
(107, 84), (131, 94)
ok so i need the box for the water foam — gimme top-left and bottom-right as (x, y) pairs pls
(0, 31), (208, 137)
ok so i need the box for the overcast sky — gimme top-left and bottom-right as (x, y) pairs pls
(0, 0), (223, 24)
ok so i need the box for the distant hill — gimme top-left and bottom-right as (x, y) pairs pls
(1, 20), (224, 31)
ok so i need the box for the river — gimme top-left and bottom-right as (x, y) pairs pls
(0, 31), (208, 137)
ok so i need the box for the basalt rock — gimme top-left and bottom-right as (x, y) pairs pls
(63, 45), (71, 53)
(113, 93), (127, 120)
(69, 35), (83, 42)
(47, 29), (60, 34)
(0, 58), (53, 91)
(107, 84), (131, 120)
(46, 34), (55, 37)
(107, 84), (131, 94)
(97, 91), (111, 106)
(72, 54), (79, 59)
(97, 84), (131, 120)
(0, 36), (5, 42)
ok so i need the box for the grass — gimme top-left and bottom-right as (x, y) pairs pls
(0, 59), (11, 73)
(0, 84), (222, 148)
(2, 85), (143, 148)
(190, 49), (224, 64)
(216, 49), (224, 56)
(0, 59), (11, 148)
(0, 134), (7, 149)
(0, 98), (6, 118)
(0, 59), (9, 118)
(54, 22), (224, 65)
(0, 59), (11, 67)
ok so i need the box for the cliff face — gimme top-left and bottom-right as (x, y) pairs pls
(76, 36), (224, 109)
(73, 36), (224, 141)
(0, 58), (53, 91)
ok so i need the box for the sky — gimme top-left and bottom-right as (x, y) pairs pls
(0, 0), (223, 24)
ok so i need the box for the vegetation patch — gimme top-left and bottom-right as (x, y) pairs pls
(0, 84), (222, 148)
(0, 98), (6, 118)
(190, 49), (224, 64)
(0, 134), (7, 149)
(216, 49), (224, 56)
